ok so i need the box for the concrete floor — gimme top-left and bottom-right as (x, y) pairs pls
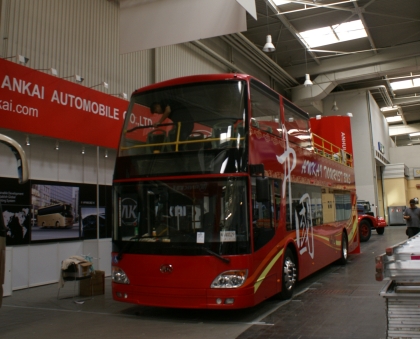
(0, 226), (408, 339)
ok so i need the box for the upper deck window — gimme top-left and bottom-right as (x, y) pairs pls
(120, 80), (247, 157)
(284, 102), (312, 149)
(250, 79), (281, 136)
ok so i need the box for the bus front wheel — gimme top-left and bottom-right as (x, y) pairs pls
(279, 248), (297, 300)
(359, 220), (371, 242)
(376, 227), (385, 235)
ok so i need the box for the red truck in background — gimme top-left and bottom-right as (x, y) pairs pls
(357, 200), (387, 242)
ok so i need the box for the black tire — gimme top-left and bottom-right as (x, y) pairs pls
(279, 248), (297, 300)
(337, 232), (348, 265)
(376, 227), (385, 235)
(55, 221), (60, 227)
(359, 220), (371, 242)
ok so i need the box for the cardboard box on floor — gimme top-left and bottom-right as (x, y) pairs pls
(79, 270), (105, 296)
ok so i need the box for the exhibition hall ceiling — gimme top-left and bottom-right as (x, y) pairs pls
(240, 0), (420, 146)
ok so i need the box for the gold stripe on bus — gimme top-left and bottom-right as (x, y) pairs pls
(254, 248), (284, 294)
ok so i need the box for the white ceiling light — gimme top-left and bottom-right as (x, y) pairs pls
(263, 35), (276, 52)
(331, 101), (339, 111)
(303, 74), (312, 86)
(409, 132), (420, 137)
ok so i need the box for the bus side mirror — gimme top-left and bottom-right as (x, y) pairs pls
(256, 177), (270, 202)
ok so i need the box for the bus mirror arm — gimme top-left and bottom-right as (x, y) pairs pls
(249, 164), (265, 178)
(250, 164), (270, 202)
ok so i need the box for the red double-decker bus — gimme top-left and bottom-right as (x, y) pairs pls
(111, 74), (359, 309)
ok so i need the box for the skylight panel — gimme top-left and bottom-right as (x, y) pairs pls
(390, 78), (420, 90)
(299, 20), (367, 48)
(386, 116), (402, 123)
(273, 0), (292, 5)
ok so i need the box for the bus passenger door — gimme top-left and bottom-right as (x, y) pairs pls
(252, 178), (275, 252)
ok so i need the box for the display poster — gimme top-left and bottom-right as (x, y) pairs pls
(0, 58), (127, 149)
(31, 183), (80, 241)
(80, 206), (106, 239)
(0, 177), (112, 245)
(2, 204), (31, 245)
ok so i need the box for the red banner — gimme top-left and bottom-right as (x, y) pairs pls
(0, 58), (127, 149)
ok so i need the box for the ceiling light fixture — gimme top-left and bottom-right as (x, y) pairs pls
(303, 48), (313, 86)
(104, 149), (108, 158)
(55, 140), (59, 150)
(331, 101), (339, 111)
(262, 3), (275, 53)
(81, 146), (85, 155)
(26, 136), (30, 146)
(304, 74), (313, 87)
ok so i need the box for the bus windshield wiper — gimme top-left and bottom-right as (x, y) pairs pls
(200, 246), (230, 264)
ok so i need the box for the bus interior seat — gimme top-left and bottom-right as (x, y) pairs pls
(259, 124), (273, 133)
(211, 121), (234, 148)
(186, 131), (205, 151)
(146, 129), (167, 153)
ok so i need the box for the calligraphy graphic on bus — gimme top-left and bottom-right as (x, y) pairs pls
(37, 204), (74, 228)
(111, 74), (359, 309)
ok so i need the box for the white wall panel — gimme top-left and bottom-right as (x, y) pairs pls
(3, 247), (12, 296)
(0, 0), (152, 101)
(29, 137), (59, 181)
(11, 245), (29, 290)
(28, 243), (58, 286)
(56, 141), (84, 183)
(157, 43), (227, 83)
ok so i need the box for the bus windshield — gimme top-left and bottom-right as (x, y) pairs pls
(116, 80), (248, 178)
(37, 204), (74, 228)
(114, 177), (250, 256)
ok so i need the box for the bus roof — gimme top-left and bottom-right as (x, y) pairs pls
(132, 73), (252, 96)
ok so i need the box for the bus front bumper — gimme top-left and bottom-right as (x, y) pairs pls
(112, 282), (256, 309)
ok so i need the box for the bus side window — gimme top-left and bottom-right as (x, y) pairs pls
(253, 179), (275, 251)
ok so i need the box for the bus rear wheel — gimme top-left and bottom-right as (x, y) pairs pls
(279, 248), (297, 300)
(337, 232), (348, 265)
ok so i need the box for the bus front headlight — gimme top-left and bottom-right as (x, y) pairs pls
(112, 266), (130, 284)
(211, 270), (248, 288)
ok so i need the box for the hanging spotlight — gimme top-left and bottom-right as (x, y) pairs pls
(331, 101), (339, 111)
(111, 92), (128, 100)
(81, 146), (85, 155)
(55, 140), (59, 150)
(263, 35), (276, 53)
(90, 81), (109, 89)
(62, 74), (84, 83)
(3, 54), (29, 64)
(346, 112), (353, 117)
(316, 115), (322, 120)
(26, 136), (30, 146)
(104, 149), (108, 158)
(303, 74), (313, 87)
(37, 68), (58, 76)
(262, 2), (275, 53)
